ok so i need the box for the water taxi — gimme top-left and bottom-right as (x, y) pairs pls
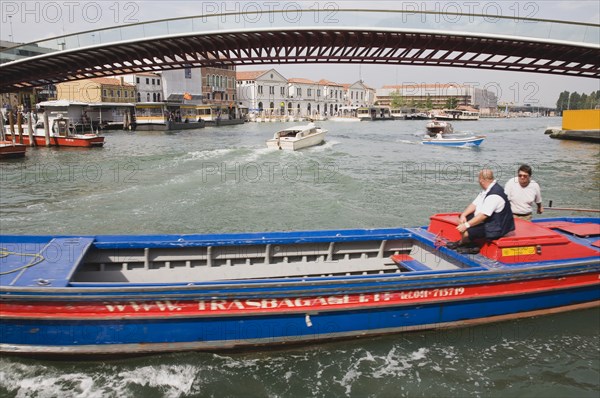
(266, 123), (327, 150)
(3, 114), (104, 147)
(426, 120), (454, 135)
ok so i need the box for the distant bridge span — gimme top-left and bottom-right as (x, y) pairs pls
(1, 9), (598, 92)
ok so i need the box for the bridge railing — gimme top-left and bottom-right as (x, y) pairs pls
(1, 9), (599, 65)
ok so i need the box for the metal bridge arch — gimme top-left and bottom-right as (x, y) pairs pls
(0, 9), (598, 92)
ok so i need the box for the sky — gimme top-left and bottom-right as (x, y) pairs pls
(1, 0), (599, 107)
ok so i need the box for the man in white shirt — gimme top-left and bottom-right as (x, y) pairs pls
(447, 169), (515, 252)
(505, 164), (543, 221)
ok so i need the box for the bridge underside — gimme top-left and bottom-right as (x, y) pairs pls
(1, 29), (598, 92)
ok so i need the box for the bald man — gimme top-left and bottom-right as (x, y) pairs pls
(447, 169), (515, 251)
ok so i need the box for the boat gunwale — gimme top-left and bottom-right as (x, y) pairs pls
(1, 261), (598, 301)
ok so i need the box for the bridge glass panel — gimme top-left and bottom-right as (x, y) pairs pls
(0, 10), (598, 66)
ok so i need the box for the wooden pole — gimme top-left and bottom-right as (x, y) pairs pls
(43, 111), (51, 147)
(545, 207), (600, 213)
(0, 110), (5, 141)
(8, 110), (15, 144)
(547, 200), (600, 213)
(123, 110), (130, 130)
(27, 111), (36, 147)
(16, 111), (23, 144)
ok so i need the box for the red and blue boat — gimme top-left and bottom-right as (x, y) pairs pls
(0, 214), (598, 357)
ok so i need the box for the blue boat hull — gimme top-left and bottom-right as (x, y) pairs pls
(1, 284), (598, 355)
(1, 216), (599, 356)
(422, 137), (485, 146)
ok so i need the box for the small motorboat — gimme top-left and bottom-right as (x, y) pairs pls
(425, 120), (454, 136)
(0, 214), (598, 357)
(0, 140), (26, 158)
(266, 122), (327, 150)
(422, 134), (485, 147)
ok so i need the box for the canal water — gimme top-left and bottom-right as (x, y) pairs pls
(0, 117), (598, 397)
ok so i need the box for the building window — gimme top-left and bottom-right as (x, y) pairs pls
(147, 93), (150, 101)
(307, 89), (312, 96)
(103, 89), (107, 97)
(296, 88), (301, 96)
(153, 93), (157, 102)
(258, 85), (263, 94)
(124, 91), (128, 98)
(157, 80), (160, 85)
(137, 92), (141, 102)
(151, 79), (155, 85)
(317, 89), (321, 97)
(185, 68), (192, 79)
(136, 77), (139, 84)
(269, 86), (274, 95)
(280, 87), (285, 96)
(146, 78), (149, 84)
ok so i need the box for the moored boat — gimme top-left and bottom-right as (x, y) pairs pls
(357, 106), (394, 121)
(0, 140), (26, 158)
(3, 115), (104, 147)
(435, 108), (480, 121)
(266, 122), (327, 150)
(0, 215), (598, 357)
(422, 134), (485, 147)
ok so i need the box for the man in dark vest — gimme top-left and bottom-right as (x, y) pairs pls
(447, 169), (515, 253)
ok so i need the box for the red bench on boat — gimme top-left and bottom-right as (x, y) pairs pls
(428, 213), (599, 263)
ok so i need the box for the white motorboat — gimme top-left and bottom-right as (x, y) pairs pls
(266, 123), (327, 150)
(425, 120), (454, 136)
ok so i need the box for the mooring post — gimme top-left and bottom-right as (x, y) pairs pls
(16, 111), (24, 144)
(8, 110), (15, 144)
(43, 111), (51, 147)
(27, 112), (36, 147)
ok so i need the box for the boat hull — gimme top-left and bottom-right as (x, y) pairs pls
(0, 141), (26, 158)
(1, 276), (598, 355)
(267, 131), (326, 150)
(4, 133), (104, 147)
(1, 216), (598, 356)
(422, 136), (485, 147)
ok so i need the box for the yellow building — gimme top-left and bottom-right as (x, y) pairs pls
(56, 77), (136, 103)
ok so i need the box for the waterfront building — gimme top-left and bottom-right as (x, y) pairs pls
(341, 81), (375, 108)
(375, 84), (498, 113)
(317, 79), (345, 117)
(236, 69), (289, 117)
(160, 68), (203, 103)
(201, 65), (238, 118)
(122, 73), (162, 103)
(201, 65), (236, 104)
(287, 77), (327, 118)
(56, 77), (136, 103)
